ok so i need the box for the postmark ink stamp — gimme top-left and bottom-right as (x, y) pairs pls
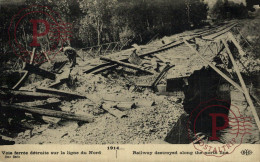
(187, 98), (252, 157)
(8, 5), (72, 64)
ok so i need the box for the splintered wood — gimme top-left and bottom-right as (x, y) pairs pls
(100, 57), (154, 75)
(1, 103), (94, 123)
(101, 103), (127, 118)
(222, 38), (260, 131)
(36, 87), (86, 99)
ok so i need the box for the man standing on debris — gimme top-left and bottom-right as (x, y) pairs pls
(60, 45), (77, 68)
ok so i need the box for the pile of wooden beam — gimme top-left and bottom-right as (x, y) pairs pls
(0, 87), (94, 123)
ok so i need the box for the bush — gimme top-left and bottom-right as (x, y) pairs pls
(119, 27), (136, 47)
(210, 0), (248, 20)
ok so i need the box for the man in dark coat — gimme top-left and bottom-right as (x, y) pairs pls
(61, 46), (77, 68)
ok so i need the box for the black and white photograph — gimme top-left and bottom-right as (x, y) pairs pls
(0, 0), (259, 161)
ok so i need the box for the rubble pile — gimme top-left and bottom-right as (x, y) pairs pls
(0, 20), (259, 144)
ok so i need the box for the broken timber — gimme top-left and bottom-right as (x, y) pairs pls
(151, 64), (175, 87)
(154, 54), (168, 63)
(42, 51), (52, 64)
(222, 39), (260, 131)
(36, 87), (86, 99)
(116, 102), (136, 111)
(135, 65), (175, 88)
(23, 63), (56, 80)
(83, 22), (237, 75)
(185, 38), (260, 131)
(91, 64), (118, 74)
(184, 39), (260, 107)
(0, 88), (85, 101)
(1, 103), (94, 123)
(84, 40), (184, 74)
(100, 57), (154, 75)
(227, 32), (245, 56)
(54, 61), (68, 73)
(12, 70), (29, 90)
(48, 79), (68, 88)
(15, 99), (61, 109)
(30, 48), (36, 64)
(183, 40), (245, 94)
(0, 88), (60, 100)
(84, 62), (113, 74)
(101, 103), (127, 118)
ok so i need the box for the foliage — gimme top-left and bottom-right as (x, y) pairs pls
(246, 0), (260, 12)
(210, 0), (248, 20)
(1, 0), (208, 52)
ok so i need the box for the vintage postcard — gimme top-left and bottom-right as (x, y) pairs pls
(0, 0), (259, 161)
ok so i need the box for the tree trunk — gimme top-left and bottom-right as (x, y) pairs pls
(97, 19), (101, 46)
(97, 18), (103, 46)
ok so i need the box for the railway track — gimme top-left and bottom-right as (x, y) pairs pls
(84, 21), (238, 75)
(0, 21), (239, 88)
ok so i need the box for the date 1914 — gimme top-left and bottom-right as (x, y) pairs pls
(107, 146), (120, 150)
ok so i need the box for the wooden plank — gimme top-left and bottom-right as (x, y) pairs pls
(191, 135), (206, 144)
(48, 79), (68, 88)
(30, 47), (36, 64)
(228, 32), (246, 56)
(116, 102), (136, 111)
(100, 57), (154, 75)
(151, 65), (175, 87)
(91, 64), (118, 74)
(35, 87), (86, 99)
(0, 88), (60, 100)
(1, 103), (94, 123)
(12, 71), (29, 90)
(23, 63), (56, 80)
(83, 62), (113, 74)
(0, 135), (14, 142)
(42, 116), (61, 124)
(101, 103), (127, 118)
(83, 22), (237, 74)
(154, 54), (168, 63)
(54, 61), (68, 73)
(222, 39), (260, 131)
(139, 40), (184, 58)
(183, 40), (245, 94)
(42, 51), (52, 64)
(83, 41), (184, 74)
(15, 99), (61, 109)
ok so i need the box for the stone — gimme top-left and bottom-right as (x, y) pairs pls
(42, 116), (61, 124)
(23, 130), (32, 138)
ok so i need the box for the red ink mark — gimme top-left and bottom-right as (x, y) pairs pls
(209, 113), (229, 140)
(30, 19), (50, 46)
(186, 98), (253, 157)
(8, 5), (72, 64)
